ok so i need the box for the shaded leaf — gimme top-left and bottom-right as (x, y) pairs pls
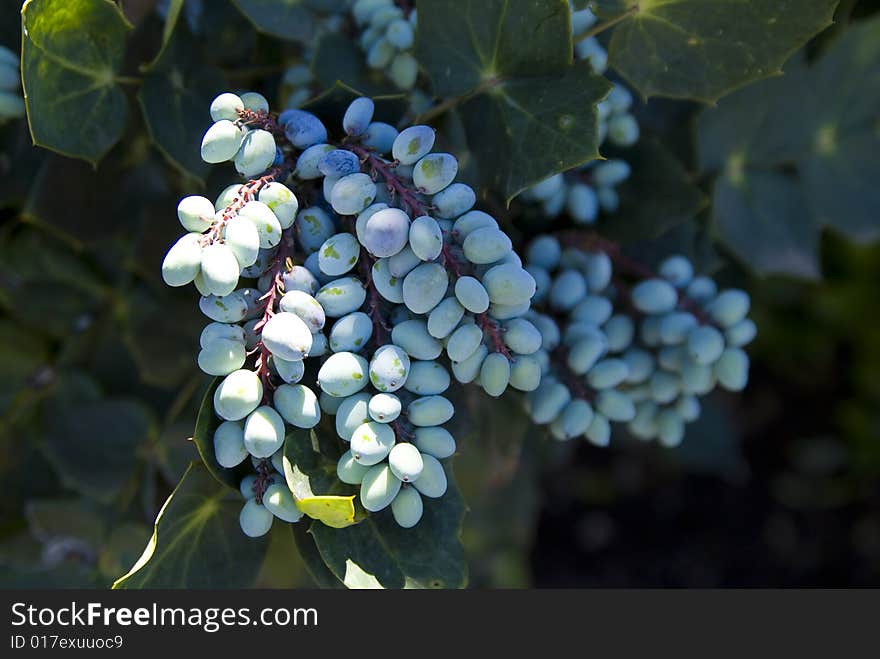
(697, 18), (880, 278)
(41, 379), (154, 503)
(114, 463), (270, 588)
(231, 0), (315, 44)
(138, 24), (226, 180)
(310, 462), (467, 589)
(291, 523), (344, 588)
(417, 0), (611, 201)
(21, 0), (133, 164)
(599, 137), (706, 242)
(607, 0), (838, 103)
(282, 427), (358, 528)
(312, 32), (397, 97)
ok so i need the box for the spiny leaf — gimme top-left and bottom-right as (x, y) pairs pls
(606, 0), (839, 103)
(309, 462), (467, 589)
(21, 0), (132, 164)
(697, 17), (880, 278)
(113, 463), (270, 588)
(417, 0), (611, 202)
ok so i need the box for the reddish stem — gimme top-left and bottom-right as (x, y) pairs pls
(252, 458), (274, 504)
(359, 250), (391, 346)
(252, 229), (295, 400)
(551, 347), (595, 403)
(476, 313), (512, 359)
(203, 165), (290, 246)
(237, 108), (286, 138)
(344, 143), (429, 216)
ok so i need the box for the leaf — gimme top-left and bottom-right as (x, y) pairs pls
(302, 82), (408, 133)
(138, 23), (226, 180)
(281, 427), (358, 528)
(290, 523), (344, 588)
(113, 463), (270, 588)
(312, 32), (397, 97)
(416, 0), (612, 202)
(230, 0), (315, 44)
(598, 137), (706, 242)
(40, 375), (154, 503)
(24, 498), (106, 548)
(145, 0), (183, 69)
(21, 0), (133, 164)
(696, 17), (880, 278)
(309, 462), (467, 589)
(606, 0), (839, 103)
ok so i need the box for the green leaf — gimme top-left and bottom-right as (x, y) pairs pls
(302, 82), (408, 132)
(599, 137), (706, 242)
(696, 18), (880, 278)
(40, 377), (154, 503)
(309, 462), (467, 589)
(281, 426), (358, 528)
(145, 0), (184, 69)
(191, 377), (246, 491)
(417, 0), (611, 202)
(290, 524), (344, 588)
(230, 0), (315, 43)
(113, 463), (270, 588)
(312, 32), (397, 97)
(606, 0), (839, 103)
(138, 16), (226, 181)
(21, 0), (133, 164)
(24, 498), (106, 548)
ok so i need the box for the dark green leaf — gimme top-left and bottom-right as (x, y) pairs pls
(21, 0), (133, 164)
(310, 462), (467, 589)
(282, 426), (358, 528)
(697, 17), (880, 278)
(113, 463), (270, 588)
(40, 373), (154, 503)
(145, 0), (184, 69)
(312, 32), (397, 97)
(417, 0), (611, 201)
(456, 61), (612, 202)
(291, 523), (343, 588)
(416, 0), (574, 97)
(302, 81), (408, 133)
(138, 24), (226, 180)
(230, 0), (315, 43)
(607, 0), (839, 103)
(599, 137), (706, 242)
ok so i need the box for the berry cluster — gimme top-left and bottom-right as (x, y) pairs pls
(522, 234), (755, 447)
(162, 91), (538, 535)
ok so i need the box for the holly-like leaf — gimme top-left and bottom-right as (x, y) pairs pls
(40, 373), (154, 503)
(21, 0), (133, 164)
(696, 17), (880, 278)
(138, 23), (226, 181)
(113, 463), (270, 588)
(230, 0), (316, 44)
(282, 427), (358, 529)
(606, 0), (839, 103)
(599, 137), (706, 242)
(290, 524), (344, 588)
(312, 32), (398, 98)
(416, 0), (612, 202)
(309, 462), (467, 589)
